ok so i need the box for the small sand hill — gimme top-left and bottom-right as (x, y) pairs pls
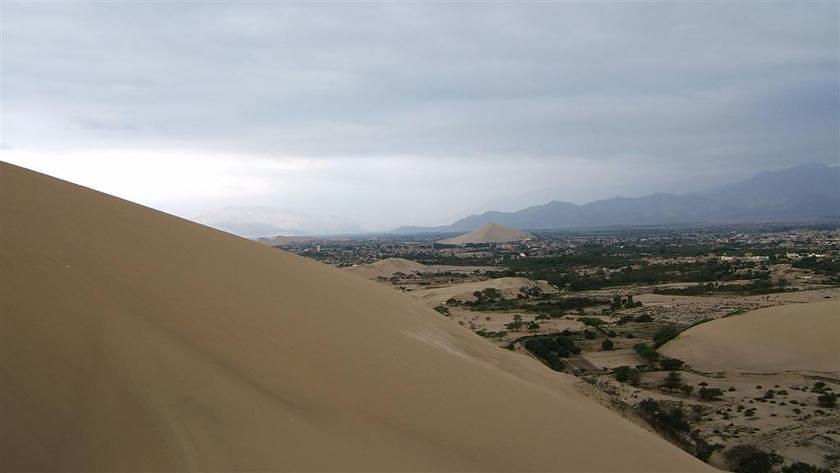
(438, 223), (533, 245)
(411, 277), (557, 307)
(0, 162), (711, 472)
(661, 301), (840, 374)
(347, 257), (428, 280)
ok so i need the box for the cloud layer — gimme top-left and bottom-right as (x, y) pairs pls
(2, 2), (838, 227)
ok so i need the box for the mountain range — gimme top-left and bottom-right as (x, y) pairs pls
(194, 207), (368, 237)
(395, 163), (840, 233)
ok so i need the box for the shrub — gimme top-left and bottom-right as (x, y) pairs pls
(699, 387), (724, 401)
(578, 317), (605, 327)
(638, 399), (690, 434)
(523, 338), (565, 371)
(633, 343), (660, 362)
(660, 358), (685, 370)
(584, 329), (597, 339)
(662, 371), (683, 391)
(615, 365), (641, 386)
(781, 462), (832, 473)
(724, 445), (783, 473)
(817, 393), (837, 408)
(811, 382), (827, 393)
(601, 338), (614, 350)
(681, 384), (694, 396)
(433, 305), (450, 316)
(653, 325), (682, 348)
(635, 314), (653, 322)
(505, 314), (524, 330)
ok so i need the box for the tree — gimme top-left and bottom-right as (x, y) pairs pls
(601, 338), (614, 350)
(633, 343), (660, 362)
(724, 445), (783, 473)
(584, 329), (597, 340)
(660, 358), (685, 371)
(653, 325), (682, 348)
(699, 387), (724, 401)
(662, 371), (683, 391)
(505, 314), (524, 330)
(614, 366), (641, 386)
(680, 384), (694, 397)
(527, 321), (540, 331)
(817, 393), (837, 408)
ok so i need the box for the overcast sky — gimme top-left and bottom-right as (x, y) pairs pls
(2, 1), (838, 229)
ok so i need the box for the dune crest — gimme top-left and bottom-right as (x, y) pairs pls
(438, 223), (534, 245)
(661, 300), (840, 374)
(0, 162), (710, 472)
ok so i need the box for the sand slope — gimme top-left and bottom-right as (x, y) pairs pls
(661, 301), (840, 373)
(438, 223), (533, 245)
(0, 162), (711, 472)
(347, 257), (428, 279)
(411, 277), (558, 307)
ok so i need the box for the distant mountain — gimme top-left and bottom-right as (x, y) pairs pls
(194, 207), (368, 237)
(394, 163), (840, 233)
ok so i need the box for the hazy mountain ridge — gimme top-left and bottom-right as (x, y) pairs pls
(395, 163), (840, 233)
(194, 206), (368, 237)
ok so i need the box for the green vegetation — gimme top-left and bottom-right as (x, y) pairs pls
(465, 295), (602, 316)
(698, 387), (724, 401)
(792, 256), (840, 276)
(501, 252), (759, 291)
(653, 325), (682, 348)
(638, 399), (690, 434)
(660, 358), (685, 370)
(781, 462), (832, 473)
(578, 317), (606, 327)
(724, 445), (783, 473)
(614, 366), (641, 385)
(817, 393), (836, 408)
(662, 371), (683, 391)
(522, 335), (582, 371)
(601, 338), (614, 350)
(633, 343), (659, 362)
(505, 314), (524, 330)
(653, 279), (790, 296)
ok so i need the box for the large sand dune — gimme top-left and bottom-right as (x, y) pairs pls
(410, 277), (558, 307)
(438, 223), (533, 245)
(661, 301), (840, 373)
(346, 257), (429, 279)
(0, 162), (711, 472)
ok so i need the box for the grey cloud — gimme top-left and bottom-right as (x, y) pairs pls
(1, 2), (837, 227)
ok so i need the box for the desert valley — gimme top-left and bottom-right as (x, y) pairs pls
(3, 3), (838, 472)
(263, 221), (840, 472)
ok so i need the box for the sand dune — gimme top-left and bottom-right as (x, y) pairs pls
(347, 257), (428, 279)
(410, 277), (558, 307)
(0, 162), (711, 472)
(438, 223), (533, 245)
(661, 301), (840, 373)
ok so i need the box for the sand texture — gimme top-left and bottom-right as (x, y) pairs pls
(661, 300), (840, 374)
(437, 223), (533, 245)
(347, 257), (429, 279)
(410, 277), (558, 307)
(0, 162), (711, 472)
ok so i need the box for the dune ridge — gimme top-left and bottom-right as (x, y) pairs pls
(437, 223), (534, 245)
(661, 300), (840, 374)
(0, 162), (711, 472)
